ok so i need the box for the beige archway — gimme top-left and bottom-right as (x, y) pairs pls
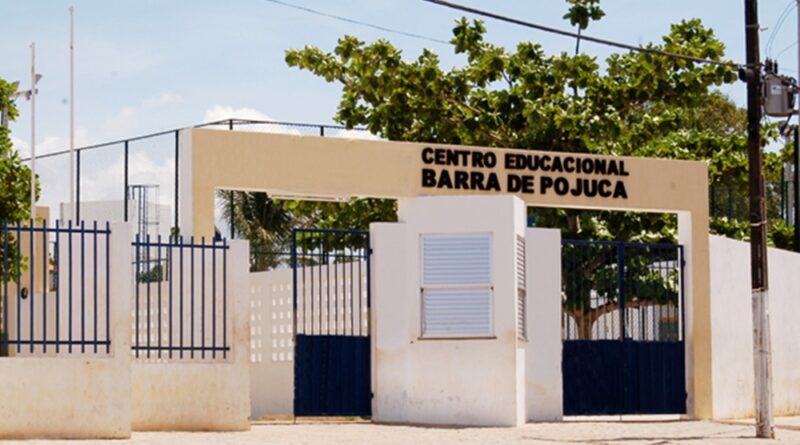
(178, 128), (711, 418)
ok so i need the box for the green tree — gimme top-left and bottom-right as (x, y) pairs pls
(0, 79), (37, 223)
(284, 15), (762, 338)
(0, 77), (39, 352)
(285, 17), (742, 237)
(218, 190), (396, 271)
(563, 0), (605, 55)
(217, 191), (295, 271)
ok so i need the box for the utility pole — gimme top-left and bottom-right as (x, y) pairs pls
(30, 42), (36, 220)
(794, 0), (800, 252)
(70, 6), (76, 220)
(744, 0), (774, 438)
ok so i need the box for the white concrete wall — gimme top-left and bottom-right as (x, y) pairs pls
(525, 228), (563, 422)
(250, 268), (295, 418)
(248, 261), (369, 418)
(709, 235), (800, 418)
(131, 240), (250, 431)
(0, 222), (132, 439)
(371, 195), (526, 427)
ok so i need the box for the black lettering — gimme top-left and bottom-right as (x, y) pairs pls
(472, 152), (485, 168)
(583, 179), (598, 197)
(570, 178), (582, 196)
(422, 169), (437, 187)
(594, 159), (606, 176)
(540, 176), (554, 194)
(486, 172), (501, 191)
(619, 160), (630, 176)
(581, 159), (594, 174)
(540, 155), (551, 172)
(505, 153), (519, 169)
(554, 177), (569, 195)
(446, 150), (457, 165)
(459, 150), (470, 166)
(520, 175), (535, 193)
(484, 152), (497, 168)
(527, 155), (539, 171)
(563, 156), (575, 173)
(434, 148), (446, 165)
(470, 171), (486, 190)
(607, 160), (619, 176)
(598, 179), (612, 197)
(613, 181), (628, 198)
(508, 174), (521, 192)
(422, 147), (435, 164)
(454, 170), (469, 189)
(509, 174), (534, 193)
(551, 156), (563, 173)
(437, 169), (453, 188)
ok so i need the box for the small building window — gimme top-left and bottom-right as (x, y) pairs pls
(420, 234), (492, 338)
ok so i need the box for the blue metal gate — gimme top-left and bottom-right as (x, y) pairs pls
(292, 228), (371, 417)
(561, 240), (686, 415)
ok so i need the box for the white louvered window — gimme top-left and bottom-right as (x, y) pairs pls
(421, 234), (492, 338)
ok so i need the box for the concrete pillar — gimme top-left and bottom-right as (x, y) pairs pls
(371, 195), (526, 427)
(525, 228), (563, 421)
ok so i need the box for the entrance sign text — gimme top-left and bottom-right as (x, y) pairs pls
(421, 147), (629, 199)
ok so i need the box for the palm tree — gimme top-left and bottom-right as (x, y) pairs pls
(217, 191), (296, 271)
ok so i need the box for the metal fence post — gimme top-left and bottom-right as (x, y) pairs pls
(617, 241), (625, 341)
(174, 131), (179, 234)
(76, 150), (81, 222)
(124, 141), (129, 222)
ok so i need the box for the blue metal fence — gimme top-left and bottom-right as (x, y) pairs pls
(291, 228), (372, 417)
(561, 239), (684, 342)
(291, 228), (371, 337)
(132, 235), (229, 360)
(0, 220), (111, 356)
(561, 239), (686, 415)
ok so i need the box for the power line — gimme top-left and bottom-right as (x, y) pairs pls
(421, 0), (742, 68)
(775, 40), (798, 61)
(263, 0), (449, 45)
(765, 0), (796, 58)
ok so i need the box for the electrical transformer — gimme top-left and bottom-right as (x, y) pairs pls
(763, 73), (796, 117)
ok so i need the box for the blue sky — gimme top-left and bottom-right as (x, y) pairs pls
(1, 0), (797, 215)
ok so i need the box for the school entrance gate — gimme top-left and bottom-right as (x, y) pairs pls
(291, 228), (372, 417)
(561, 240), (686, 415)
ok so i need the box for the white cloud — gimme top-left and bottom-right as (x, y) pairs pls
(203, 105), (272, 123)
(201, 106), (379, 140)
(202, 105), (301, 135)
(104, 107), (138, 135)
(11, 126), (175, 223)
(11, 127), (92, 159)
(336, 128), (380, 140)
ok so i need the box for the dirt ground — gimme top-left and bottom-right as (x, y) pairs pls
(9, 418), (800, 444)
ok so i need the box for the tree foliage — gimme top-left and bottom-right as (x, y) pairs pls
(284, 16), (750, 242)
(0, 79), (37, 222)
(0, 78), (38, 284)
(563, 0), (605, 55)
(563, 0), (605, 31)
(218, 191), (396, 271)
(282, 11), (774, 338)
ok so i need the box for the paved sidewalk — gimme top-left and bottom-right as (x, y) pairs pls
(9, 418), (800, 444)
